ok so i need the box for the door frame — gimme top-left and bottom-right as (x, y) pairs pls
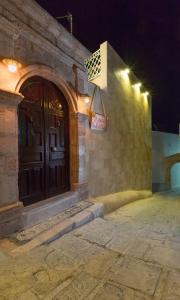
(15, 65), (88, 205)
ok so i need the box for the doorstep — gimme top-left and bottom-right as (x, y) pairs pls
(0, 201), (104, 257)
(0, 191), (80, 237)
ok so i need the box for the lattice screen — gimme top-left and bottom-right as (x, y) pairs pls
(84, 49), (101, 81)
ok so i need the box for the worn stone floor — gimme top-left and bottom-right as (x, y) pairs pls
(1, 190), (180, 299)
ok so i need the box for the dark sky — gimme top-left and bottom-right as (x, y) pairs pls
(36, 0), (180, 133)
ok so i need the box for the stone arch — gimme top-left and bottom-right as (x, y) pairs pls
(15, 64), (82, 195)
(164, 153), (180, 188)
(15, 64), (78, 113)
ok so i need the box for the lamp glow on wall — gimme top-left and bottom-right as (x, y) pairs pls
(132, 82), (142, 93)
(2, 58), (21, 73)
(80, 93), (91, 104)
(120, 65), (150, 104)
(120, 68), (130, 79)
(142, 91), (149, 109)
(142, 91), (149, 99)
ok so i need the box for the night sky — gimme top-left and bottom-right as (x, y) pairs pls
(36, 0), (180, 134)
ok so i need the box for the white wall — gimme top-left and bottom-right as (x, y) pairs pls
(152, 131), (180, 191)
(171, 163), (180, 189)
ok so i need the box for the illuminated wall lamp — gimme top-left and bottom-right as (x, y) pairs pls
(132, 82), (142, 89)
(142, 91), (149, 97)
(80, 93), (91, 104)
(120, 68), (130, 77)
(2, 58), (22, 73)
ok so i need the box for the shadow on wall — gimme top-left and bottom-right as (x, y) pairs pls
(171, 163), (180, 190)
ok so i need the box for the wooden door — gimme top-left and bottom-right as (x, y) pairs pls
(18, 77), (69, 206)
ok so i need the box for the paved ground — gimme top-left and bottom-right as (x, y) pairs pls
(1, 190), (180, 299)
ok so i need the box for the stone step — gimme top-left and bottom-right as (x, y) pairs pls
(21, 191), (80, 229)
(8, 202), (104, 257)
(0, 191), (80, 237)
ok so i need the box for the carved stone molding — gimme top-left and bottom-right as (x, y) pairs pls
(0, 89), (23, 106)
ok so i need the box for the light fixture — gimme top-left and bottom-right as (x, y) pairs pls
(142, 91), (149, 97)
(2, 58), (21, 73)
(80, 93), (91, 104)
(120, 68), (130, 76)
(132, 82), (142, 89)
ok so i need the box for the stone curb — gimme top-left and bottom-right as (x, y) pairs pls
(10, 203), (104, 257)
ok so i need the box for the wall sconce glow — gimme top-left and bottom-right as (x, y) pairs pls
(81, 93), (91, 104)
(132, 82), (142, 89)
(2, 58), (22, 73)
(84, 96), (90, 104)
(120, 68), (130, 77)
(142, 91), (149, 98)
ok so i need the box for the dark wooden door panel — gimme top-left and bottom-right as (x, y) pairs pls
(19, 76), (69, 206)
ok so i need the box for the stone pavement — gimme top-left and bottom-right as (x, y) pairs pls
(1, 190), (180, 299)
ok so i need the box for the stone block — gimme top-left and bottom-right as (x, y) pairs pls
(0, 174), (18, 207)
(6, 156), (18, 172)
(86, 203), (104, 218)
(0, 136), (18, 155)
(53, 272), (98, 300)
(145, 245), (180, 269)
(0, 155), (5, 172)
(74, 218), (116, 246)
(108, 256), (161, 296)
(161, 270), (180, 300)
(4, 108), (17, 135)
(71, 210), (93, 228)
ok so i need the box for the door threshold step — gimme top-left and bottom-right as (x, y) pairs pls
(0, 191), (81, 237)
(7, 202), (103, 257)
(12, 200), (92, 244)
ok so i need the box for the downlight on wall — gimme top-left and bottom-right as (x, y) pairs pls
(120, 68), (130, 78)
(142, 91), (149, 98)
(132, 82), (142, 89)
(2, 58), (22, 73)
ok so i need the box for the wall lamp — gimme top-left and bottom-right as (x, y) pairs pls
(2, 58), (22, 73)
(132, 82), (142, 89)
(80, 93), (91, 104)
(120, 68), (130, 77)
(142, 91), (149, 97)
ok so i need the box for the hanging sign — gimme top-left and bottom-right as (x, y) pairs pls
(89, 86), (107, 131)
(90, 112), (107, 130)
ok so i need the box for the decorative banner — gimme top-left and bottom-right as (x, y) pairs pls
(90, 112), (107, 131)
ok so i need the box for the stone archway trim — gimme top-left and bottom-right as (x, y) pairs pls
(164, 153), (180, 185)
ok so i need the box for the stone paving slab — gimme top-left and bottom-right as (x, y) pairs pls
(73, 218), (118, 246)
(50, 234), (118, 280)
(0, 249), (8, 262)
(145, 245), (180, 270)
(52, 272), (99, 300)
(108, 256), (162, 296)
(161, 269), (180, 300)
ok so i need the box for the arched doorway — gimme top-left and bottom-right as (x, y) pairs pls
(164, 153), (180, 191)
(18, 76), (70, 206)
(171, 163), (180, 190)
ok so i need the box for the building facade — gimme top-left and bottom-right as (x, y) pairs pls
(0, 0), (151, 235)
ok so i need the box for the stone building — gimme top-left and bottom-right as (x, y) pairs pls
(0, 0), (151, 235)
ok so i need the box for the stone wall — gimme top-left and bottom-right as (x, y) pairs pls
(0, 90), (23, 208)
(86, 43), (152, 197)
